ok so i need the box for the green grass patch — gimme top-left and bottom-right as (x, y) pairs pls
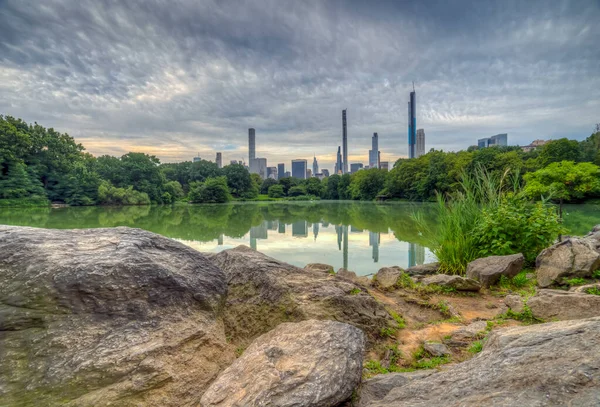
(350, 288), (361, 295)
(379, 326), (397, 338)
(389, 310), (406, 329)
(467, 340), (484, 354)
(562, 277), (588, 286)
(497, 305), (542, 325)
(592, 270), (600, 279)
(586, 286), (600, 296)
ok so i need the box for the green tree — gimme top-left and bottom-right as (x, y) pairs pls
(338, 173), (352, 200)
(119, 153), (166, 202)
(189, 160), (221, 183)
(222, 164), (256, 198)
(288, 185), (307, 197)
(305, 177), (324, 197)
(163, 181), (185, 201)
(538, 138), (581, 167)
(325, 174), (340, 199)
(189, 177), (232, 203)
(278, 177), (300, 195)
(0, 161), (46, 199)
(260, 178), (278, 194)
(349, 168), (387, 200)
(267, 184), (285, 198)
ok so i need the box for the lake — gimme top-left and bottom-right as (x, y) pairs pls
(0, 201), (598, 276)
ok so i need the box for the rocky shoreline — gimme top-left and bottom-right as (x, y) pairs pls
(1, 224), (599, 406)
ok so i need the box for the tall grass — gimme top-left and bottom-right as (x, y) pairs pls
(416, 166), (517, 275)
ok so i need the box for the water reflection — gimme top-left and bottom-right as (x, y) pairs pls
(0, 202), (597, 276)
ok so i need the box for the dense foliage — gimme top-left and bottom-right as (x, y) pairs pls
(1, 115), (599, 207)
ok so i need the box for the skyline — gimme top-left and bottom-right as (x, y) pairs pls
(1, 0), (599, 168)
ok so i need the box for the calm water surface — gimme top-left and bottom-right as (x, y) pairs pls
(0, 201), (598, 276)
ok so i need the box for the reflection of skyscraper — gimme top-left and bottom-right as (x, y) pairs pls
(250, 222), (268, 240)
(408, 242), (426, 267)
(336, 224), (343, 250)
(278, 222), (286, 234)
(343, 225), (349, 270)
(292, 220), (308, 237)
(218, 234), (223, 245)
(369, 231), (380, 263)
(350, 226), (363, 233)
(313, 222), (319, 240)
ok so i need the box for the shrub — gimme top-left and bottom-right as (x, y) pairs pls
(586, 287), (600, 296)
(97, 181), (151, 205)
(189, 177), (232, 203)
(267, 184), (285, 198)
(288, 185), (307, 197)
(468, 340), (483, 354)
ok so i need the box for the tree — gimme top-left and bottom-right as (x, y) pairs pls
(268, 184), (285, 198)
(222, 164), (256, 198)
(188, 177), (232, 203)
(119, 152), (166, 202)
(164, 181), (185, 200)
(338, 173), (352, 200)
(189, 160), (221, 183)
(288, 185), (307, 197)
(278, 177), (300, 195)
(260, 178), (278, 194)
(325, 174), (340, 199)
(0, 161), (46, 199)
(305, 177), (324, 197)
(349, 168), (387, 200)
(538, 138), (581, 167)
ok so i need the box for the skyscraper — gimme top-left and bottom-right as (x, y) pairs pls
(478, 133), (508, 148)
(255, 158), (267, 179)
(350, 163), (363, 173)
(267, 166), (277, 179)
(291, 159), (307, 179)
(248, 128), (255, 163)
(416, 129), (425, 158)
(277, 163), (285, 180)
(342, 109), (348, 174)
(408, 87), (416, 159)
(312, 155), (319, 176)
(369, 132), (379, 168)
(322, 169), (330, 177)
(216, 152), (222, 169)
(335, 146), (343, 175)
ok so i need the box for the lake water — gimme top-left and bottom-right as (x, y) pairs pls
(0, 201), (598, 276)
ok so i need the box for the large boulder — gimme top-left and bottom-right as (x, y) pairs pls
(357, 371), (435, 407)
(420, 274), (481, 291)
(373, 266), (403, 289)
(0, 226), (232, 407)
(527, 289), (600, 321)
(465, 253), (524, 288)
(207, 246), (393, 346)
(201, 320), (365, 407)
(536, 238), (600, 287)
(405, 262), (440, 276)
(364, 317), (600, 406)
(449, 320), (488, 346)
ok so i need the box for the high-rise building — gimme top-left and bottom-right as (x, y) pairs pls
(380, 161), (389, 171)
(322, 169), (330, 177)
(306, 169), (312, 178)
(369, 132), (379, 168)
(216, 152), (222, 169)
(408, 88), (416, 158)
(267, 166), (277, 179)
(416, 129), (425, 158)
(255, 158), (267, 179)
(291, 159), (307, 179)
(342, 109), (348, 174)
(478, 133), (508, 148)
(193, 156), (201, 163)
(277, 163), (285, 180)
(335, 146), (343, 175)
(230, 159), (239, 165)
(350, 163), (363, 173)
(284, 171), (291, 178)
(312, 155), (319, 176)
(248, 128), (256, 163)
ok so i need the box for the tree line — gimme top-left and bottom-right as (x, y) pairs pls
(1, 115), (599, 206)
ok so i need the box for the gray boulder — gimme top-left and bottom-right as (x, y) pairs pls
(406, 262), (440, 276)
(0, 226), (232, 407)
(420, 274), (481, 291)
(536, 238), (600, 287)
(423, 342), (451, 357)
(304, 263), (334, 273)
(357, 371), (436, 407)
(527, 289), (600, 321)
(207, 246), (393, 346)
(373, 266), (403, 289)
(466, 253), (524, 288)
(449, 320), (488, 345)
(504, 294), (525, 313)
(364, 317), (600, 406)
(201, 320), (365, 407)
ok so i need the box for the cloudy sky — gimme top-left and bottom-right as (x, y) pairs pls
(1, 0), (599, 170)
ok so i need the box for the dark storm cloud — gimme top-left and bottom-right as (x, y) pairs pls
(0, 0), (598, 168)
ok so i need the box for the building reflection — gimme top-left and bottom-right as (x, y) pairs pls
(292, 220), (308, 237)
(369, 231), (380, 263)
(408, 242), (425, 267)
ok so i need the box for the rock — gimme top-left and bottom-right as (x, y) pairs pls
(570, 283), (600, 293)
(423, 342), (451, 357)
(504, 294), (525, 313)
(0, 226), (232, 407)
(304, 263), (334, 273)
(527, 289), (600, 321)
(449, 321), (488, 345)
(466, 253), (524, 288)
(405, 262), (440, 276)
(373, 266), (403, 289)
(357, 371), (436, 407)
(338, 267), (359, 280)
(207, 246), (393, 345)
(536, 238), (600, 287)
(420, 274), (481, 291)
(364, 317), (600, 406)
(201, 320), (365, 407)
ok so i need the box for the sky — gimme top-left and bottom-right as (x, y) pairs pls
(1, 0), (599, 171)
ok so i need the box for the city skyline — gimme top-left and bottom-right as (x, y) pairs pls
(1, 1), (598, 167)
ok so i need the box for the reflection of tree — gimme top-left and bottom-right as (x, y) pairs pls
(561, 204), (600, 236)
(0, 207), (51, 227)
(98, 205), (151, 227)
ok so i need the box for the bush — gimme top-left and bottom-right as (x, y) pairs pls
(188, 177), (232, 203)
(267, 184), (285, 198)
(288, 185), (307, 197)
(97, 181), (151, 205)
(473, 195), (565, 264)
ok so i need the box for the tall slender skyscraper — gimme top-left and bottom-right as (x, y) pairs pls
(248, 128), (256, 163)
(216, 152), (222, 169)
(369, 132), (379, 168)
(408, 87), (416, 159)
(342, 109), (348, 174)
(312, 155), (319, 176)
(335, 146), (343, 175)
(416, 129), (425, 157)
(277, 163), (285, 180)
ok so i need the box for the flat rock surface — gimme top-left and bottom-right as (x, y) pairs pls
(0, 225), (232, 407)
(527, 289), (600, 321)
(449, 320), (488, 345)
(207, 246), (393, 345)
(420, 274), (481, 291)
(365, 317), (600, 406)
(357, 371), (436, 407)
(201, 320), (365, 407)
(536, 238), (600, 287)
(466, 253), (524, 288)
(304, 263), (334, 273)
(405, 263), (440, 276)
